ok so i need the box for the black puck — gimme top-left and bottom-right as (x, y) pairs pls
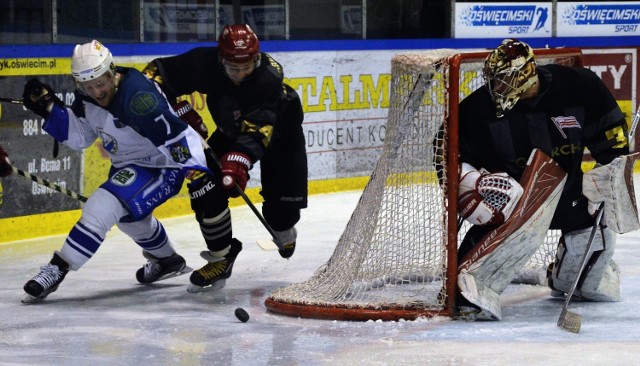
(235, 307), (250, 322)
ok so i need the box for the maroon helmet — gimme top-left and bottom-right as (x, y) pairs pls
(218, 24), (260, 63)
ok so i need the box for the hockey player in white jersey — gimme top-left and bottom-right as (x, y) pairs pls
(20, 40), (211, 302)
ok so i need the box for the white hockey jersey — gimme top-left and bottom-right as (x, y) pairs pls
(44, 67), (209, 173)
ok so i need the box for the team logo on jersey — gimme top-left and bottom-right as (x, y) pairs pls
(130, 91), (158, 116)
(551, 116), (580, 139)
(100, 131), (118, 153)
(110, 167), (137, 186)
(169, 137), (192, 164)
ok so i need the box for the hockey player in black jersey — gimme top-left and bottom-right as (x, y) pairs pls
(455, 39), (636, 319)
(143, 24), (307, 292)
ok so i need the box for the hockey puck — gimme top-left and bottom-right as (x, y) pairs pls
(235, 307), (250, 322)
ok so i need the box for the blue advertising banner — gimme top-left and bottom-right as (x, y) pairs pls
(455, 2), (552, 38)
(558, 2), (640, 37)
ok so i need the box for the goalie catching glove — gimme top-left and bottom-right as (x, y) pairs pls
(458, 163), (523, 225)
(22, 78), (64, 119)
(220, 152), (252, 197)
(0, 145), (12, 177)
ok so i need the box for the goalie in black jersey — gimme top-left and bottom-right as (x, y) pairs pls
(455, 39), (637, 319)
(143, 24), (307, 293)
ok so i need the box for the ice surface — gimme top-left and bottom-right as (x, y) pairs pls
(1, 189), (640, 365)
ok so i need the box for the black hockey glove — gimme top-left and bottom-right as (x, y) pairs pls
(22, 78), (63, 119)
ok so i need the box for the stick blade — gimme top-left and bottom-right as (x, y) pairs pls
(557, 309), (582, 333)
(256, 239), (279, 251)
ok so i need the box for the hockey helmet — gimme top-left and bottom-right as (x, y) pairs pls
(483, 39), (538, 117)
(218, 24), (260, 63)
(71, 40), (115, 82)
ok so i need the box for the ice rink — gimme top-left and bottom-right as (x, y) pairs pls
(1, 189), (640, 365)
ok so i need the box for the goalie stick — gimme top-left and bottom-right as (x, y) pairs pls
(8, 164), (88, 203)
(558, 110), (640, 333)
(557, 203), (604, 333)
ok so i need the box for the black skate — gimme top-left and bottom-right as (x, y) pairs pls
(278, 241), (296, 259)
(22, 252), (69, 303)
(187, 239), (242, 293)
(274, 227), (297, 259)
(136, 251), (191, 284)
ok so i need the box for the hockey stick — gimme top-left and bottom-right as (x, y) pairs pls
(557, 202), (604, 333)
(8, 164), (88, 202)
(200, 140), (282, 251)
(0, 97), (23, 105)
(630, 105), (640, 144)
(558, 111), (640, 332)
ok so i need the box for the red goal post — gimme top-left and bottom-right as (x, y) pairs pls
(265, 47), (584, 321)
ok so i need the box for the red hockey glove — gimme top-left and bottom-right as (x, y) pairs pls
(0, 146), (12, 177)
(22, 78), (63, 119)
(171, 100), (209, 139)
(220, 152), (251, 197)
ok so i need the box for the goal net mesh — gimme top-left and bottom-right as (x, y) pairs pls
(265, 48), (583, 321)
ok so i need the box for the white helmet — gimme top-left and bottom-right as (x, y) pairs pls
(71, 40), (114, 82)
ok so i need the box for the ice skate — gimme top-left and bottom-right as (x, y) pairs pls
(278, 241), (296, 259)
(187, 239), (242, 293)
(136, 251), (191, 284)
(275, 227), (297, 259)
(22, 252), (69, 303)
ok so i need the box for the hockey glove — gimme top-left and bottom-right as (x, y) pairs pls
(458, 163), (523, 226)
(220, 152), (251, 197)
(171, 100), (209, 139)
(22, 78), (63, 119)
(0, 145), (12, 177)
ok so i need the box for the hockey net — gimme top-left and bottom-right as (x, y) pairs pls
(265, 47), (583, 321)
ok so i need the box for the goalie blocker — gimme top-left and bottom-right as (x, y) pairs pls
(457, 149), (567, 320)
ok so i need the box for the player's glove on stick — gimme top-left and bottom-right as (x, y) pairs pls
(458, 163), (523, 225)
(0, 146), (12, 177)
(220, 152), (251, 197)
(22, 78), (63, 119)
(171, 100), (209, 139)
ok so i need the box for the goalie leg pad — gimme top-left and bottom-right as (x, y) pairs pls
(549, 226), (620, 301)
(457, 149), (567, 320)
(582, 152), (640, 234)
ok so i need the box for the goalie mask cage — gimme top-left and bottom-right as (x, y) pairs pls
(265, 47), (584, 321)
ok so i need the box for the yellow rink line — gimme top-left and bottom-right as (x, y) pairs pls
(0, 176), (370, 245)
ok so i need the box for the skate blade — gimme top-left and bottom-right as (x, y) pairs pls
(255, 239), (280, 251)
(153, 265), (193, 283)
(21, 293), (45, 304)
(186, 279), (226, 293)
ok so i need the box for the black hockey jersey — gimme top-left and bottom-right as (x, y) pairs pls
(458, 64), (629, 230)
(149, 47), (287, 163)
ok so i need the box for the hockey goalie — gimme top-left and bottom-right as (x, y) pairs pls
(455, 39), (639, 320)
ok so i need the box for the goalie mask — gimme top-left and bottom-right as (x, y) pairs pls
(483, 39), (538, 118)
